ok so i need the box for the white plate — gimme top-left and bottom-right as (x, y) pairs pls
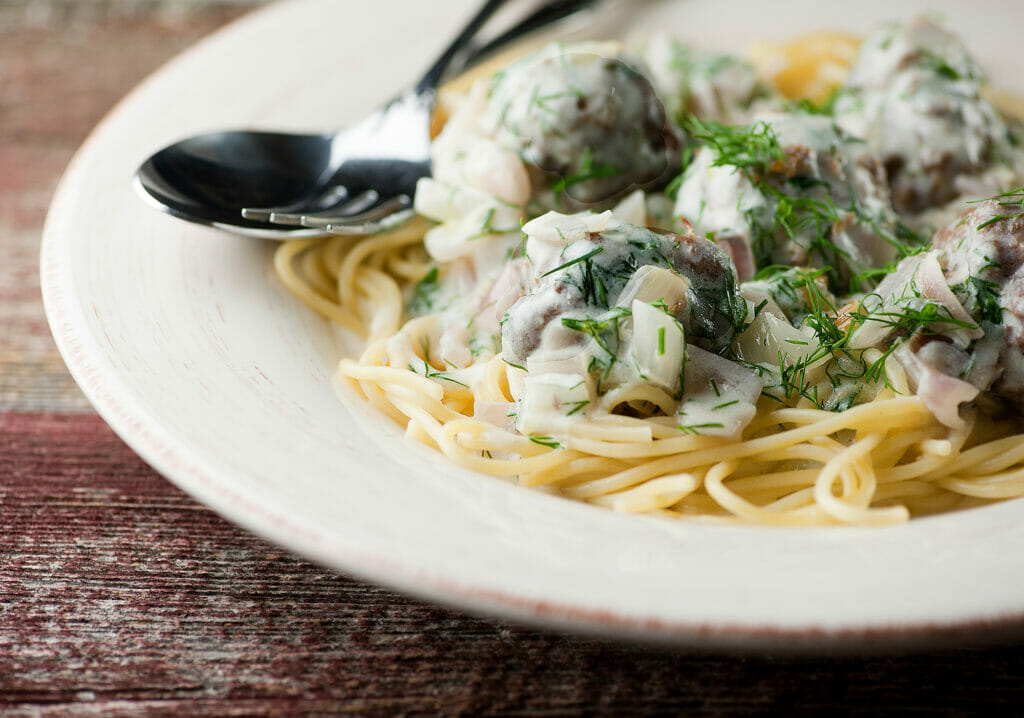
(41, 0), (1024, 651)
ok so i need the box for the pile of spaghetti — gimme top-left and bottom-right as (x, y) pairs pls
(274, 18), (1024, 525)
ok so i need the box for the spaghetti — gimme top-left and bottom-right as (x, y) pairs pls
(273, 20), (1024, 525)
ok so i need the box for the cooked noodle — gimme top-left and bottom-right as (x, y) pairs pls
(272, 25), (1024, 526)
(274, 228), (1024, 525)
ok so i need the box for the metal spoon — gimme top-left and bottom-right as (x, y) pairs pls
(134, 0), (601, 238)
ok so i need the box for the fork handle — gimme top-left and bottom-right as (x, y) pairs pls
(414, 0), (511, 95)
(455, 0), (602, 72)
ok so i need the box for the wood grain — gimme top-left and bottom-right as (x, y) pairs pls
(4, 412), (1024, 717)
(5, 2), (1024, 715)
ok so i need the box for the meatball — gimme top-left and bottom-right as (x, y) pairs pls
(833, 17), (1011, 215)
(932, 198), (1024, 405)
(482, 44), (681, 208)
(500, 214), (744, 367)
(638, 36), (769, 126)
(674, 110), (901, 290)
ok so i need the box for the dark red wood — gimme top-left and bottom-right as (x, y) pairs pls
(5, 3), (1024, 715)
(3, 414), (1024, 713)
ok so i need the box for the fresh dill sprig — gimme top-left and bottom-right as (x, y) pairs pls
(845, 299), (978, 336)
(757, 268), (981, 409)
(680, 115), (785, 177)
(682, 112), (918, 296)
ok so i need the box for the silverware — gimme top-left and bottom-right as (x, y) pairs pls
(134, 0), (602, 239)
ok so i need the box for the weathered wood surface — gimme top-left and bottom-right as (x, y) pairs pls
(4, 2), (1024, 715)
(6, 410), (1024, 716)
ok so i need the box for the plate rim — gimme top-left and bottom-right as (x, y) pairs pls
(39, 0), (1024, 652)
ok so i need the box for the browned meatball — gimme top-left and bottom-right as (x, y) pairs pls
(674, 111), (901, 290)
(484, 45), (681, 209)
(834, 18), (1011, 215)
(501, 220), (744, 367)
(932, 198), (1024, 405)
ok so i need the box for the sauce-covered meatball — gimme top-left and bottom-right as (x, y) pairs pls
(847, 196), (1024, 425)
(932, 197), (1024, 406)
(482, 44), (682, 209)
(500, 212), (745, 368)
(674, 110), (901, 290)
(834, 18), (1013, 215)
(639, 36), (770, 126)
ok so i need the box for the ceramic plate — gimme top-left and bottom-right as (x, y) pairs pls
(41, 0), (1024, 651)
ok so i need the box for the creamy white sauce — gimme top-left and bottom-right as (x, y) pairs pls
(406, 21), (1024, 438)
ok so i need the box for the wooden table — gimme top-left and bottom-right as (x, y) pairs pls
(4, 2), (1024, 714)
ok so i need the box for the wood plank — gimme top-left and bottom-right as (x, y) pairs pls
(4, 412), (1024, 715)
(6, 2), (1024, 713)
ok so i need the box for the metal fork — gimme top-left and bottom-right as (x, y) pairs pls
(238, 0), (604, 236)
(136, 0), (602, 239)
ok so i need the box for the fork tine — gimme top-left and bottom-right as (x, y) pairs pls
(239, 184), (354, 224)
(327, 189), (379, 215)
(324, 207), (417, 236)
(262, 190), (381, 226)
(240, 207), (276, 222)
(298, 195), (412, 228)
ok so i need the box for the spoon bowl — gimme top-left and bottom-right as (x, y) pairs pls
(137, 130), (335, 233)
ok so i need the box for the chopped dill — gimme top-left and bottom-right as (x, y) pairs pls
(564, 400), (590, 416)
(972, 186), (1024, 230)
(466, 208), (498, 241)
(542, 247), (604, 277)
(917, 49), (967, 81)
(406, 266), (440, 316)
(680, 115), (785, 176)
(562, 307), (633, 393)
(409, 357), (469, 388)
(951, 275), (1004, 324)
(502, 358), (527, 372)
(551, 146), (618, 195)
(748, 264), (982, 409)
(677, 422), (725, 434)
(528, 435), (562, 449)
